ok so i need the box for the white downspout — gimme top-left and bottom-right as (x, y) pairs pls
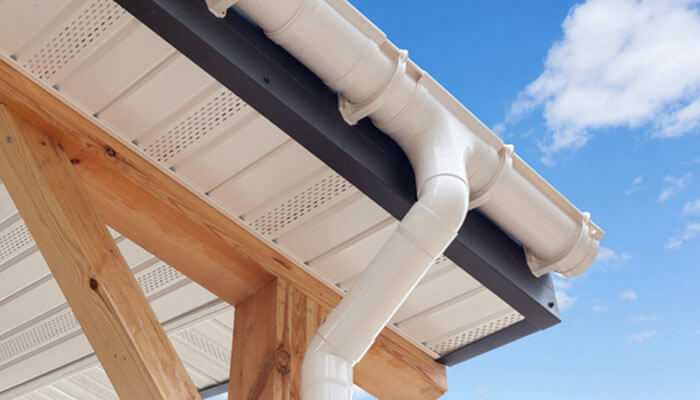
(302, 98), (472, 399)
(209, 1), (602, 399)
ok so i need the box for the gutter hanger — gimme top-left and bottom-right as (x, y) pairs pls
(210, 1), (603, 399)
(205, 0), (239, 18)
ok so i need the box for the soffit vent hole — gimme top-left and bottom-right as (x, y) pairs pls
(22, 0), (127, 82)
(250, 173), (353, 237)
(429, 311), (525, 355)
(136, 263), (185, 295)
(144, 89), (248, 164)
(433, 255), (449, 266)
(0, 309), (78, 366)
(0, 221), (35, 266)
(176, 327), (230, 365)
(0, 263), (184, 366)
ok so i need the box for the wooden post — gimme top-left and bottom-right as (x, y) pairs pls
(230, 279), (325, 400)
(0, 105), (201, 400)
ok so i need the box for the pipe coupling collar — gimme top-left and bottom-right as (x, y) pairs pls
(302, 348), (353, 400)
(469, 144), (514, 209)
(265, 0), (316, 38)
(338, 49), (409, 125)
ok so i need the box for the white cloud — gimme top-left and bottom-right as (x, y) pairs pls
(598, 247), (617, 262)
(658, 97), (700, 137)
(505, 0), (700, 162)
(553, 276), (576, 311)
(666, 222), (700, 249)
(682, 198), (700, 215)
(628, 330), (657, 344)
(556, 289), (577, 311)
(597, 246), (632, 263)
(625, 175), (645, 195)
(620, 289), (639, 301)
(658, 173), (692, 202)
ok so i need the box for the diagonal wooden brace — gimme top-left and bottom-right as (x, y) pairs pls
(0, 106), (201, 400)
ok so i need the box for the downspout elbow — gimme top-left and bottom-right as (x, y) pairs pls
(415, 174), (469, 244)
(387, 96), (473, 242)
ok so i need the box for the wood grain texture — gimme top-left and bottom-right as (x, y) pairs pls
(0, 59), (447, 399)
(230, 279), (324, 400)
(230, 280), (448, 400)
(0, 106), (200, 400)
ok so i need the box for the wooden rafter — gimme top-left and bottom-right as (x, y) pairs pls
(0, 60), (447, 399)
(0, 106), (201, 400)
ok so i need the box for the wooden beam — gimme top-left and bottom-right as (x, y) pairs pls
(0, 59), (446, 399)
(229, 279), (324, 400)
(0, 106), (200, 400)
(231, 279), (447, 400)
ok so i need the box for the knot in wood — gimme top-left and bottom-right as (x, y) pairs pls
(274, 347), (291, 375)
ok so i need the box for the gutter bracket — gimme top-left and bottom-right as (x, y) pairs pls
(469, 144), (514, 209)
(526, 212), (597, 277)
(206, 0), (239, 18)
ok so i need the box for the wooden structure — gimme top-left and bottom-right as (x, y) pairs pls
(0, 61), (446, 399)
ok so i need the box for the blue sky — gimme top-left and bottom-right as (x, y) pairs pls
(214, 1), (700, 399)
(347, 0), (700, 399)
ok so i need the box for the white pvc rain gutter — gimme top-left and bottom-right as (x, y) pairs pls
(209, 1), (604, 399)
